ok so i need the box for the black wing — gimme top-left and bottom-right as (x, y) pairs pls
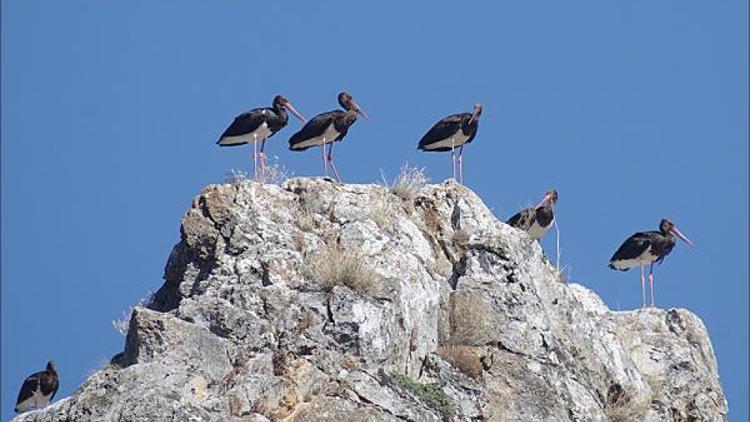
(609, 231), (654, 263)
(506, 207), (534, 230)
(217, 107), (272, 144)
(44, 376), (59, 401)
(16, 372), (41, 408)
(417, 113), (470, 151)
(288, 110), (340, 151)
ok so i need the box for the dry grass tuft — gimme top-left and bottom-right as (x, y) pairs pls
(422, 206), (442, 232)
(307, 242), (379, 296)
(381, 163), (429, 202)
(369, 189), (400, 229)
(605, 384), (655, 422)
(112, 291), (155, 336)
(437, 345), (484, 378)
(223, 156), (293, 186)
(449, 291), (492, 346)
(260, 156), (293, 185)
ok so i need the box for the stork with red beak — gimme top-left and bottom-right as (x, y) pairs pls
(417, 103), (482, 184)
(609, 218), (694, 308)
(506, 189), (559, 240)
(288, 92), (367, 183)
(217, 95), (306, 180)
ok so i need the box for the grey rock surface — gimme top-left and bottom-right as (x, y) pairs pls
(15, 178), (727, 421)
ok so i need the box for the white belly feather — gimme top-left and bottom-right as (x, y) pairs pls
(293, 124), (341, 149)
(610, 246), (660, 270)
(526, 219), (553, 240)
(424, 131), (471, 150)
(15, 388), (52, 412)
(219, 122), (273, 146)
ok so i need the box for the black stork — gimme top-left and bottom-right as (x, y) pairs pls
(417, 103), (482, 184)
(217, 95), (306, 180)
(15, 361), (59, 414)
(506, 189), (559, 240)
(609, 218), (693, 309)
(288, 92), (367, 183)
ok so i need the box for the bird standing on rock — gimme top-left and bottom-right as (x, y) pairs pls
(506, 189), (559, 240)
(217, 95), (306, 181)
(15, 361), (59, 414)
(288, 92), (367, 183)
(417, 103), (482, 184)
(609, 218), (693, 309)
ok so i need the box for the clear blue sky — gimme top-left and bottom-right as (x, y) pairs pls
(2, 1), (747, 420)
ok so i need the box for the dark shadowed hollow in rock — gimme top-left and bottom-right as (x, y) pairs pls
(15, 178), (727, 422)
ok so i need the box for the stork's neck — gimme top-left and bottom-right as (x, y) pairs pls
(462, 114), (477, 129)
(536, 201), (553, 211)
(536, 202), (554, 217)
(274, 105), (289, 123)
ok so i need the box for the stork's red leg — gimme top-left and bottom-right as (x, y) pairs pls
(649, 262), (655, 308)
(253, 135), (258, 179)
(451, 139), (456, 181)
(327, 141), (341, 183)
(322, 141), (328, 179)
(458, 145), (465, 184)
(259, 139), (267, 182)
(640, 264), (646, 310)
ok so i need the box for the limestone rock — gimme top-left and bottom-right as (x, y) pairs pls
(15, 178), (727, 421)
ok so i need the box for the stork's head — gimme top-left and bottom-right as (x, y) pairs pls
(660, 218), (693, 246)
(535, 189), (558, 209)
(273, 95), (306, 122)
(468, 103), (482, 125)
(338, 92), (368, 119)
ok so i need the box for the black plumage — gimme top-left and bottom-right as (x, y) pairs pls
(608, 219), (693, 308)
(288, 92), (366, 183)
(417, 103), (482, 183)
(288, 109), (358, 151)
(217, 95), (305, 147)
(289, 92), (364, 151)
(608, 231), (675, 271)
(417, 111), (480, 152)
(608, 219), (693, 270)
(15, 361), (59, 414)
(506, 189), (558, 240)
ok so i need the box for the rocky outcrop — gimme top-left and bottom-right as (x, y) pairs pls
(15, 178), (727, 421)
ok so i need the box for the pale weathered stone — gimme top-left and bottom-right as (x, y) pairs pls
(15, 178), (727, 422)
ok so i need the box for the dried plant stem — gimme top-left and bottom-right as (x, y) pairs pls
(554, 218), (561, 271)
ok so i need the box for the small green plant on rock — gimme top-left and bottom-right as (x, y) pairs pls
(390, 372), (453, 419)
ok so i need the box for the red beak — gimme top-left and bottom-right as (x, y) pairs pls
(670, 227), (694, 246)
(285, 102), (306, 122)
(468, 107), (480, 125)
(352, 101), (368, 119)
